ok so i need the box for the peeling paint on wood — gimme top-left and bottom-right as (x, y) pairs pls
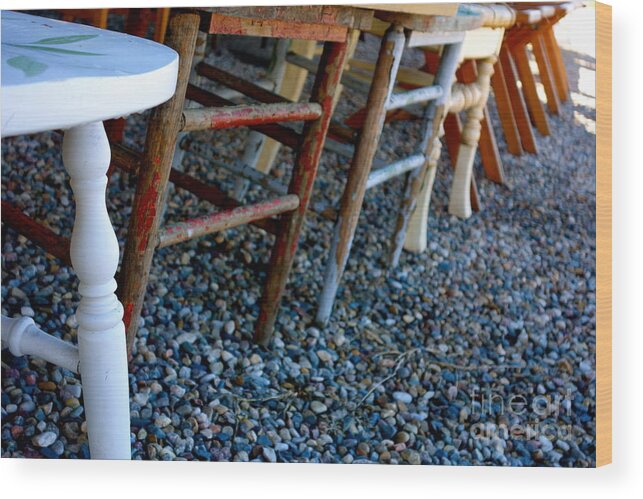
(158, 195), (299, 248)
(181, 102), (322, 132)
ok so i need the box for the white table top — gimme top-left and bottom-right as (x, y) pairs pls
(1, 11), (179, 137)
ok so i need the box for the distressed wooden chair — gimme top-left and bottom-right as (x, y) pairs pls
(496, 2), (582, 155)
(307, 5), (485, 327)
(110, 7), (372, 350)
(331, 4), (514, 248)
(223, 5), (485, 331)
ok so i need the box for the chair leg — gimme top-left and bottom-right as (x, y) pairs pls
(457, 60), (505, 185)
(392, 41), (463, 263)
(511, 42), (550, 136)
(118, 12), (200, 355)
(448, 57), (496, 219)
(479, 106), (504, 184)
(532, 33), (561, 115)
(542, 22), (569, 102)
(499, 45), (538, 154)
(443, 106), (480, 212)
(315, 25), (405, 327)
(255, 38), (350, 344)
(491, 57), (523, 156)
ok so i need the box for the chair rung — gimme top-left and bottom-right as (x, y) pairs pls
(110, 143), (141, 173)
(366, 153), (425, 190)
(186, 84), (302, 149)
(328, 120), (357, 144)
(196, 62), (288, 104)
(386, 85), (444, 111)
(158, 194), (299, 248)
(209, 159), (288, 195)
(1, 201), (71, 265)
(324, 138), (386, 169)
(181, 102), (322, 132)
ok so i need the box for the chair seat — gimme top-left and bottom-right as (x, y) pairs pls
(1, 11), (178, 137)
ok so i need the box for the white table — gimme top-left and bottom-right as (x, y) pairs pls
(1, 11), (178, 459)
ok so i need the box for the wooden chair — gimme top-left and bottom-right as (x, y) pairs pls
(217, 5), (485, 330)
(335, 4), (514, 239)
(109, 7), (372, 350)
(496, 2), (582, 154)
(309, 5), (485, 327)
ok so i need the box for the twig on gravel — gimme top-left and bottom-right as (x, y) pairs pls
(355, 348), (420, 409)
(228, 390), (296, 404)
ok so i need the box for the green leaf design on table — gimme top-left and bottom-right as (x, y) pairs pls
(7, 55), (48, 77)
(4, 33), (104, 57)
(10, 43), (104, 56)
(31, 34), (98, 45)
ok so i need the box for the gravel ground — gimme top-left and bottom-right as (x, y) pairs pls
(2, 10), (596, 465)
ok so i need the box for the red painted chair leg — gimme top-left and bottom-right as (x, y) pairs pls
(255, 39), (349, 345)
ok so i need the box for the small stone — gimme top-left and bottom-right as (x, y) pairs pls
(394, 431), (410, 444)
(32, 431), (57, 448)
(170, 385), (186, 398)
(38, 381), (57, 391)
(20, 400), (36, 412)
(224, 321), (235, 335)
(66, 315), (78, 329)
(317, 350), (332, 363)
(402, 315), (414, 324)
(402, 449), (421, 465)
(155, 415), (172, 428)
(62, 384), (82, 399)
(393, 391), (413, 404)
(356, 442), (370, 456)
(539, 435), (554, 453)
(262, 447), (277, 463)
(310, 401), (328, 414)
(134, 392), (149, 406)
(20, 306), (35, 317)
(11, 288), (27, 300)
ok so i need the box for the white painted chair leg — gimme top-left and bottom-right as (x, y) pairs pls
(448, 143), (477, 219)
(403, 162), (439, 253)
(448, 57), (495, 220)
(62, 122), (131, 460)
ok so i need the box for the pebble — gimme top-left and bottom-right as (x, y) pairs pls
(262, 447), (277, 463)
(317, 350), (332, 363)
(155, 415), (172, 428)
(310, 401), (328, 414)
(224, 321), (236, 335)
(20, 306), (35, 317)
(393, 391), (413, 404)
(32, 431), (57, 448)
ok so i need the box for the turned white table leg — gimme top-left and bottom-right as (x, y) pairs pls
(448, 57), (495, 219)
(62, 122), (131, 460)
